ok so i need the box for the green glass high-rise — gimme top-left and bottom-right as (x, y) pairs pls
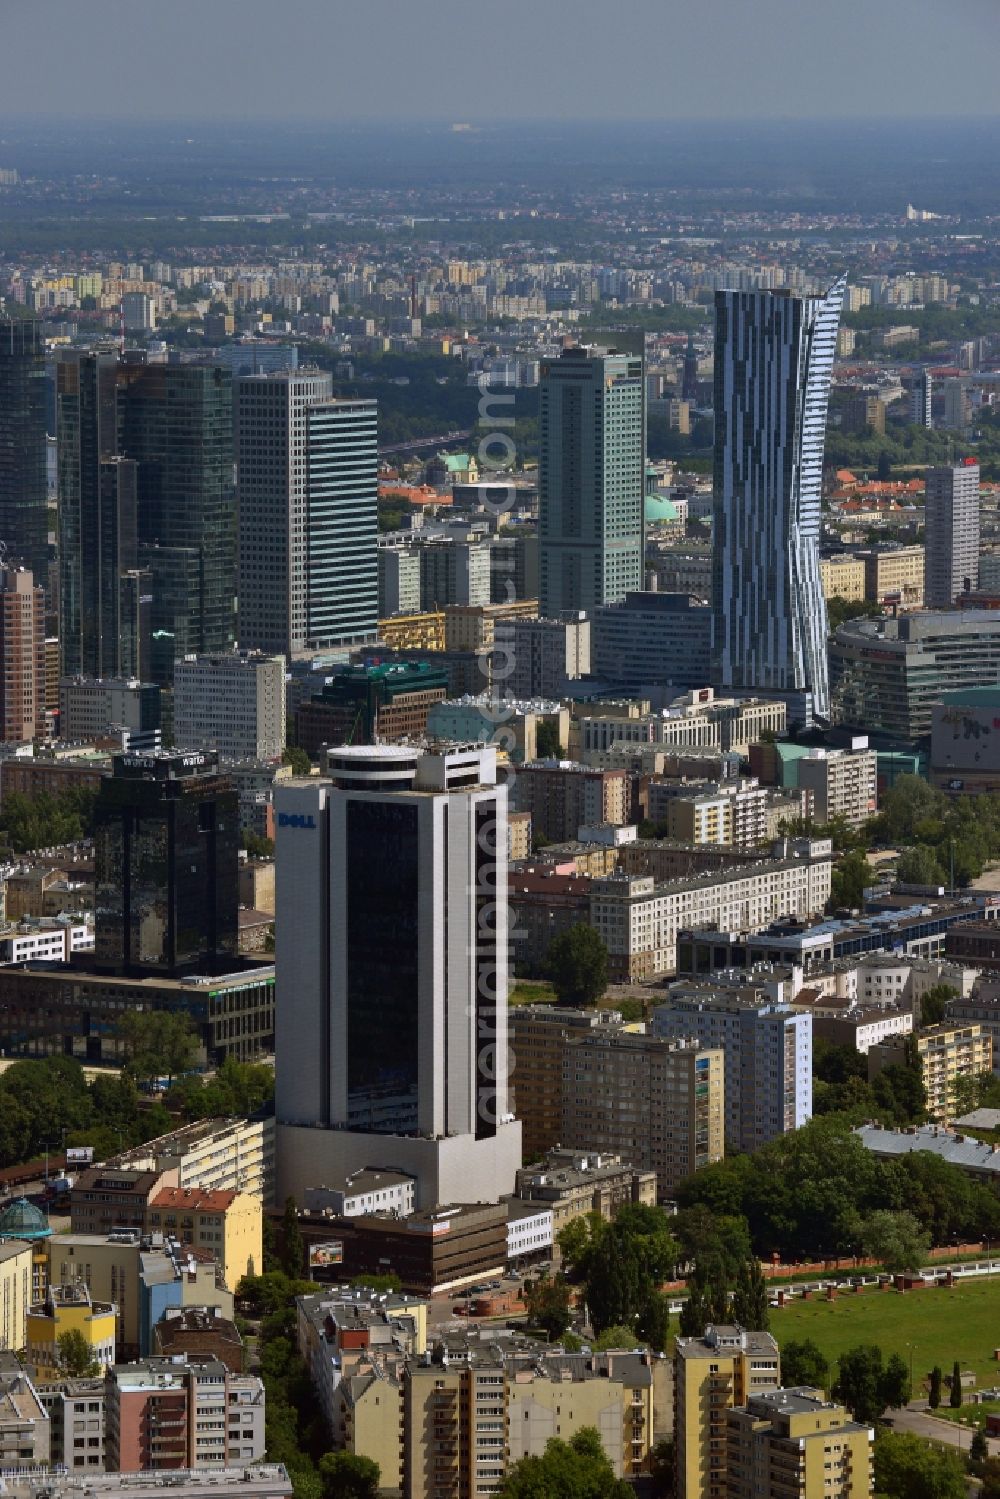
(0, 319), (48, 585)
(538, 344), (645, 617)
(119, 363), (236, 681)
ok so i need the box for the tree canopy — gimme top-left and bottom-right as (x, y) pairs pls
(497, 1429), (632, 1499)
(542, 925), (609, 1007)
(674, 1115), (1000, 1261)
(119, 1009), (199, 1088)
(872, 1428), (966, 1499)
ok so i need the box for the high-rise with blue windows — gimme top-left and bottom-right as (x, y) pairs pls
(305, 398), (379, 649)
(538, 345), (644, 617)
(711, 281), (844, 726)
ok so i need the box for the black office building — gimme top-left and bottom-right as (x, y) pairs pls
(94, 751), (239, 978)
(0, 319), (48, 584)
(56, 349), (143, 678)
(119, 363), (236, 682)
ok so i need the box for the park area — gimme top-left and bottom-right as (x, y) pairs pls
(771, 1275), (1000, 1392)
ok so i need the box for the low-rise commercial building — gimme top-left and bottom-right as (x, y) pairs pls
(512, 1149), (657, 1252)
(287, 1201), (510, 1295)
(0, 1353), (49, 1466)
(931, 687), (1000, 794)
(0, 961), (276, 1067)
(856, 1122), (1000, 1187)
(26, 1285), (116, 1377)
(505, 1202), (553, 1263)
(302, 1170), (416, 1220)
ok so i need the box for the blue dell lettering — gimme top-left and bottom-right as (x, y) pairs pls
(278, 812), (317, 829)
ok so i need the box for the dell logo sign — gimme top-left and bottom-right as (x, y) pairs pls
(278, 812), (317, 829)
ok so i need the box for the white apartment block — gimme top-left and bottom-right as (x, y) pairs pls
(589, 849), (832, 981)
(303, 1169), (416, 1219)
(795, 746), (877, 827)
(173, 652), (286, 763)
(0, 920), (93, 965)
(856, 955), (977, 1013)
(506, 1204), (554, 1261)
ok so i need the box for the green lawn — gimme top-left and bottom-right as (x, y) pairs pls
(509, 980), (557, 1006)
(772, 1277), (1000, 1393)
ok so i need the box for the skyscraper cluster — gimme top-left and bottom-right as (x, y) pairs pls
(0, 322), (380, 720)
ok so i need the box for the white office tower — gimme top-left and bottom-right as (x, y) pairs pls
(237, 371), (378, 658)
(274, 743), (521, 1208)
(712, 280), (845, 727)
(924, 461), (980, 608)
(910, 368), (933, 428)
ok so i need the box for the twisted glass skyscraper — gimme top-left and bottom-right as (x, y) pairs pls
(711, 280), (845, 726)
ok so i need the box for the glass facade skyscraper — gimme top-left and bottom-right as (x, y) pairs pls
(94, 751), (239, 978)
(56, 349), (145, 678)
(236, 368), (333, 657)
(538, 345), (645, 617)
(305, 398), (379, 648)
(119, 363), (236, 682)
(0, 319), (48, 585)
(711, 281), (845, 726)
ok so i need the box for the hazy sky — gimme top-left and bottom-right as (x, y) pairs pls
(4, 0), (1000, 122)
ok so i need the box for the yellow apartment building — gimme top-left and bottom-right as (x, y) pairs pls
(674, 1326), (781, 1499)
(725, 1387), (873, 1498)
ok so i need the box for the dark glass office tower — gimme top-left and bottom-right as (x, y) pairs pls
(119, 363), (236, 682)
(56, 348), (139, 677)
(94, 751), (239, 978)
(0, 319), (48, 583)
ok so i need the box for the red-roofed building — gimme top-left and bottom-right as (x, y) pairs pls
(146, 1187), (262, 1291)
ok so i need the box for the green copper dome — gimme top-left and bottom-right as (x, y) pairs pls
(645, 494), (679, 524)
(0, 1197), (51, 1241)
